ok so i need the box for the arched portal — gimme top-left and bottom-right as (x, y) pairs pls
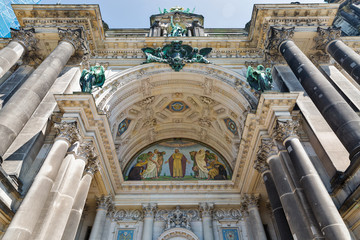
(94, 63), (258, 171)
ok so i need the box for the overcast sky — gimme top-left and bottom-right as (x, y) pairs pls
(40, 0), (326, 28)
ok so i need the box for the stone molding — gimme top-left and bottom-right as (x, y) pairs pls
(212, 208), (242, 220)
(10, 27), (37, 51)
(257, 138), (279, 162)
(199, 202), (214, 218)
(157, 227), (199, 240)
(314, 26), (341, 51)
(142, 203), (157, 218)
(58, 28), (86, 51)
(274, 119), (300, 143)
(243, 194), (260, 209)
(54, 121), (80, 145)
(96, 195), (112, 210)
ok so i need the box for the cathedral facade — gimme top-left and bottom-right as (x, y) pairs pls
(0, 3), (359, 240)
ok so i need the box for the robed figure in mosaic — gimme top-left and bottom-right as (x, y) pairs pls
(165, 149), (189, 178)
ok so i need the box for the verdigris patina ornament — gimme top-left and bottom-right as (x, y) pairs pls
(142, 41), (212, 71)
(170, 16), (186, 37)
(246, 65), (273, 92)
(80, 63), (106, 93)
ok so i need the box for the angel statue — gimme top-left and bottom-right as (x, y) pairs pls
(79, 63), (106, 93)
(170, 16), (186, 37)
(246, 65), (273, 92)
(185, 47), (212, 64)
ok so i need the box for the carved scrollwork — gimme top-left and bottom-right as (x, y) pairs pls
(54, 121), (80, 144)
(112, 209), (143, 221)
(314, 26), (341, 51)
(213, 208), (242, 220)
(11, 27), (37, 51)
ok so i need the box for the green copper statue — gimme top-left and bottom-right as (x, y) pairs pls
(246, 65), (273, 92)
(142, 41), (212, 71)
(170, 16), (186, 37)
(80, 63), (106, 93)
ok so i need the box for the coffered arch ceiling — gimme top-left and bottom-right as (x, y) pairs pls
(94, 63), (258, 170)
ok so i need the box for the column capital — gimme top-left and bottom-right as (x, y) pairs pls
(265, 27), (295, 52)
(257, 138), (279, 162)
(74, 140), (97, 161)
(243, 194), (260, 209)
(58, 28), (85, 51)
(10, 27), (37, 51)
(142, 203), (157, 218)
(54, 121), (80, 145)
(199, 202), (214, 218)
(84, 159), (99, 176)
(314, 26), (341, 51)
(96, 195), (112, 210)
(274, 119), (300, 143)
(254, 157), (270, 174)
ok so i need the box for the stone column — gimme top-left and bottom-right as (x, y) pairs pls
(141, 203), (157, 240)
(35, 141), (97, 240)
(275, 119), (352, 240)
(199, 202), (214, 240)
(254, 158), (293, 240)
(101, 203), (116, 240)
(315, 27), (360, 85)
(61, 161), (98, 240)
(0, 28), (36, 79)
(242, 194), (267, 240)
(0, 28), (84, 158)
(267, 26), (360, 163)
(258, 138), (319, 240)
(3, 122), (79, 240)
(89, 195), (112, 240)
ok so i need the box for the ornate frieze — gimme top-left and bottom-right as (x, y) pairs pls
(111, 209), (143, 221)
(199, 202), (214, 218)
(54, 121), (80, 144)
(212, 208), (242, 220)
(274, 119), (300, 142)
(96, 195), (113, 210)
(257, 138), (279, 162)
(58, 28), (86, 51)
(142, 203), (157, 218)
(155, 207), (200, 223)
(10, 27), (37, 51)
(314, 26), (341, 51)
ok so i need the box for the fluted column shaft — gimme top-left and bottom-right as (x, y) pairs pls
(278, 39), (360, 162)
(62, 165), (97, 240)
(244, 195), (267, 240)
(277, 120), (351, 240)
(89, 195), (111, 240)
(263, 170), (293, 240)
(200, 203), (214, 240)
(141, 203), (156, 240)
(0, 28), (83, 158)
(3, 122), (79, 240)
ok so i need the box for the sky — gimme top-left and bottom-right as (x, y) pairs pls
(40, 0), (326, 28)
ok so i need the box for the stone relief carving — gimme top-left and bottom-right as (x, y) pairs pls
(314, 26), (341, 51)
(165, 206), (191, 230)
(143, 203), (157, 217)
(274, 119), (300, 142)
(257, 138), (279, 162)
(202, 78), (213, 96)
(58, 28), (87, 52)
(96, 195), (113, 210)
(213, 208), (242, 220)
(265, 27), (295, 62)
(111, 209), (143, 221)
(242, 194), (260, 209)
(11, 27), (37, 51)
(54, 121), (80, 144)
(199, 202), (214, 218)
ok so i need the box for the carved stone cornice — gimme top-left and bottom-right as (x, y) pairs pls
(257, 138), (279, 162)
(10, 28), (37, 51)
(314, 26), (341, 51)
(96, 195), (112, 210)
(58, 28), (86, 51)
(112, 209), (143, 221)
(199, 202), (214, 218)
(142, 203), (157, 218)
(212, 208), (241, 220)
(54, 121), (80, 144)
(274, 119), (300, 143)
(243, 194), (260, 209)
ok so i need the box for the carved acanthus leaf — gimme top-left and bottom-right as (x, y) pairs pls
(54, 121), (80, 144)
(314, 27), (341, 51)
(11, 27), (37, 50)
(274, 119), (300, 142)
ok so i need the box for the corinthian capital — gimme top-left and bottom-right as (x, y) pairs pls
(253, 157), (270, 174)
(274, 119), (299, 142)
(96, 195), (112, 210)
(75, 140), (97, 161)
(54, 121), (80, 144)
(265, 27), (295, 52)
(58, 28), (85, 51)
(243, 194), (260, 209)
(142, 203), (157, 218)
(314, 27), (341, 51)
(199, 202), (214, 218)
(11, 27), (37, 51)
(257, 138), (279, 162)
(85, 159), (99, 176)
